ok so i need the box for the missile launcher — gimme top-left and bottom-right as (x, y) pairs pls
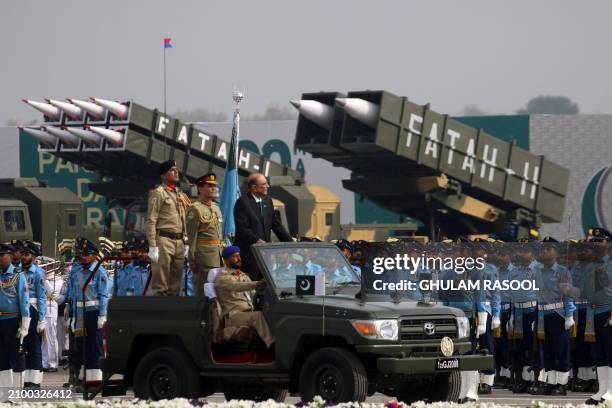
(294, 89), (569, 238)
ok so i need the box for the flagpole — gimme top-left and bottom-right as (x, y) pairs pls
(163, 45), (167, 114)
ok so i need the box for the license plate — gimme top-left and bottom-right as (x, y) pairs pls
(436, 358), (460, 370)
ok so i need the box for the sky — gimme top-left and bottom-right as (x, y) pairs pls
(2, 0), (612, 124)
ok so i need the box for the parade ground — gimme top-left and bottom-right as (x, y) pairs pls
(23, 368), (590, 406)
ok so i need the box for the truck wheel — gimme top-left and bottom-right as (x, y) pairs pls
(299, 347), (367, 402)
(133, 347), (199, 400)
(431, 371), (461, 402)
(398, 372), (461, 403)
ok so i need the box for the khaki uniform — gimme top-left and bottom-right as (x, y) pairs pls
(214, 268), (274, 347)
(146, 184), (190, 296)
(186, 202), (223, 296)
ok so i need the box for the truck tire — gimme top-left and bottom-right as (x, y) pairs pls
(224, 386), (288, 402)
(299, 347), (367, 402)
(133, 347), (200, 400)
(398, 371), (461, 403)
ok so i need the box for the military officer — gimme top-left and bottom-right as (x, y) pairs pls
(20, 241), (47, 389)
(10, 240), (24, 267)
(0, 243), (29, 393)
(534, 237), (575, 395)
(584, 229), (612, 404)
(186, 173), (223, 297)
(67, 239), (109, 385)
(134, 240), (153, 296)
(146, 160), (190, 296)
(114, 240), (137, 296)
(42, 259), (63, 373)
(214, 246), (274, 348)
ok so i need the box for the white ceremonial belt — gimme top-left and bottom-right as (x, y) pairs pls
(538, 302), (563, 311)
(515, 300), (537, 309)
(28, 298), (38, 305)
(575, 300), (588, 305)
(77, 300), (99, 307)
(502, 304), (511, 310)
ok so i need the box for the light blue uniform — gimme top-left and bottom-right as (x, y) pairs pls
(68, 261), (109, 318)
(0, 264), (29, 319)
(25, 263), (47, 320)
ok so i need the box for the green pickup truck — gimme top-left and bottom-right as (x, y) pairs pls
(102, 242), (493, 402)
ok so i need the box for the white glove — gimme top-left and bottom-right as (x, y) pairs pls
(608, 312), (612, 326)
(491, 316), (501, 330)
(531, 321), (535, 332)
(97, 315), (107, 329)
(148, 246), (159, 263)
(506, 318), (514, 333)
(184, 244), (189, 257)
(564, 316), (575, 331)
(37, 319), (47, 333)
(17, 317), (31, 339)
(70, 318), (75, 333)
(477, 312), (488, 337)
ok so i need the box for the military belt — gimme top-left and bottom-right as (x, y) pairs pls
(158, 230), (184, 240)
(196, 239), (222, 246)
(502, 304), (511, 311)
(538, 302), (563, 311)
(0, 311), (17, 316)
(515, 300), (537, 309)
(76, 300), (99, 308)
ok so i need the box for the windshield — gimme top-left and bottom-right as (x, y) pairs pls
(257, 245), (360, 292)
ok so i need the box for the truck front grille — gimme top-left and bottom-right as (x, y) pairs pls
(399, 317), (457, 341)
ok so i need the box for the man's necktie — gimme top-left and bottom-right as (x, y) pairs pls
(259, 200), (264, 216)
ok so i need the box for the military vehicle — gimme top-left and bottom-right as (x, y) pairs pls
(101, 242), (493, 402)
(0, 178), (83, 255)
(292, 90), (570, 239)
(20, 98), (422, 241)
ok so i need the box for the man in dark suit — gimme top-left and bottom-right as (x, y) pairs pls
(234, 173), (292, 279)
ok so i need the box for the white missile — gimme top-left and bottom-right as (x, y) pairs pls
(67, 98), (106, 119)
(335, 97), (380, 128)
(18, 126), (56, 147)
(66, 127), (102, 145)
(22, 99), (60, 120)
(290, 100), (334, 130)
(42, 125), (80, 147)
(46, 98), (83, 120)
(87, 125), (124, 145)
(90, 97), (128, 119)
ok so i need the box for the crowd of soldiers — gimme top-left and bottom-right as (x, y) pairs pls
(351, 228), (612, 405)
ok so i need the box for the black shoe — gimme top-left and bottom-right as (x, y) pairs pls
(585, 398), (603, 405)
(493, 375), (504, 388)
(47, 367), (58, 373)
(513, 380), (529, 393)
(587, 379), (598, 393)
(478, 384), (492, 395)
(572, 378), (589, 392)
(550, 384), (567, 396)
(458, 397), (477, 403)
(529, 382), (549, 395)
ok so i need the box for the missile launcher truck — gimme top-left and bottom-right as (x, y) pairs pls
(20, 98), (417, 242)
(291, 90), (569, 240)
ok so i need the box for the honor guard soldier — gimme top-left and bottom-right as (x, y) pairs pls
(493, 241), (514, 389)
(534, 237), (576, 395)
(115, 240), (139, 296)
(67, 239), (109, 385)
(584, 228), (612, 404)
(10, 240), (25, 267)
(0, 243), (29, 394)
(508, 238), (544, 393)
(42, 258), (63, 373)
(20, 241), (48, 389)
(146, 160), (190, 296)
(186, 173), (223, 296)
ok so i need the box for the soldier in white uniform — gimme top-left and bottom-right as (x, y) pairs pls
(42, 261), (63, 372)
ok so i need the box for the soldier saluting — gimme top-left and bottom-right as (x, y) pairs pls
(186, 173), (223, 297)
(146, 160), (191, 296)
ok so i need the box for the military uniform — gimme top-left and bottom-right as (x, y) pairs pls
(42, 269), (63, 372)
(186, 201), (223, 296)
(66, 240), (109, 384)
(21, 241), (48, 388)
(214, 267), (274, 347)
(146, 183), (189, 296)
(0, 243), (30, 393)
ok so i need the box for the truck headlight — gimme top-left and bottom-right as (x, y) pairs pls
(456, 316), (470, 338)
(352, 319), (398, 341)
